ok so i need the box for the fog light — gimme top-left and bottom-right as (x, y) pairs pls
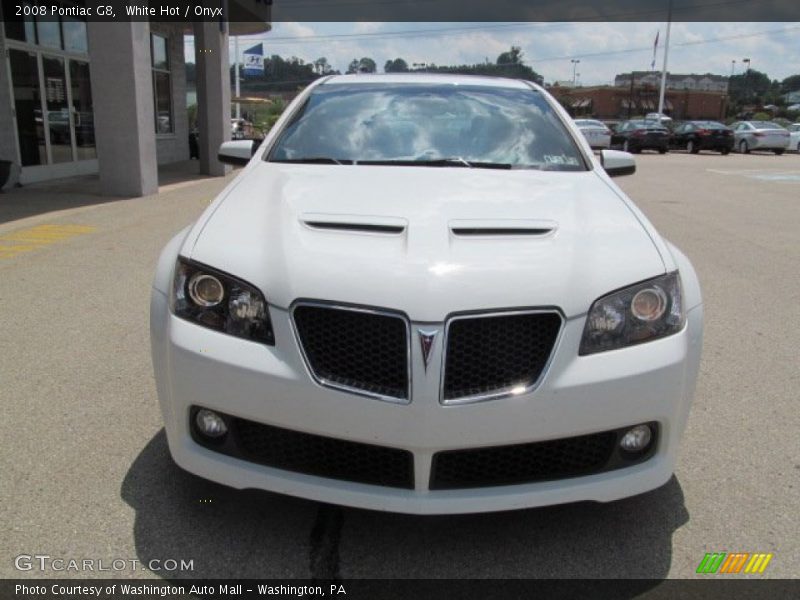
(195, 409), (227, 438)
(619, 424), (652, 453)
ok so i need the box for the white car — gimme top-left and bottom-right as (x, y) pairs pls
(732, 121), (791, 154)
(150, 74), (703, 514)
(645, 112), (673, 123)
(787, 123), (800, 153)
(574, 119), (612, 149)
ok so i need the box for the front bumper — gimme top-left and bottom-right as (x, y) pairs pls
(151, 289), (703, 514)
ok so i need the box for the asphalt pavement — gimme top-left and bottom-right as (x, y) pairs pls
(1, 151), (798, 582)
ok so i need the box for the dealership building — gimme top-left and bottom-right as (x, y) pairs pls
(0, 2), (270, 195)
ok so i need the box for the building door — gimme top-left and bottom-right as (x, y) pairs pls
(5, 12), (97, 184)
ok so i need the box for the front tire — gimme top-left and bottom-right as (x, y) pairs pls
(658, 147), (668, 154)
(721, 147), (730, 155)
(687, 140), (699, 154)
(740, 140), (750, 154)
(773, 148), (785, 155)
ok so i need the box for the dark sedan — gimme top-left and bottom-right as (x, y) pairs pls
(611, 120), (670, 153)
(670, 121), (734, 154)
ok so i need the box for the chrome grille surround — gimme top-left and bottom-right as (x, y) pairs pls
(439, 308), (565, 405)
(290, 300), (412, 404)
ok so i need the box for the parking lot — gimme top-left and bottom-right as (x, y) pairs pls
(1, 150), (798, 582)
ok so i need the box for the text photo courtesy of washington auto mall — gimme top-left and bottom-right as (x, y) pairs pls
(1, 1), (799, 599)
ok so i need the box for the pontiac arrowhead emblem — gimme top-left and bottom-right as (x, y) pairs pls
(418, 329), (438, 371)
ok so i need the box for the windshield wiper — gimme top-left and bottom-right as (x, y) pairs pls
(358, 158), (513, 169)
(270, 157), (352, 165)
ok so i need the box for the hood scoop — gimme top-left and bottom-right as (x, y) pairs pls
(449, 219), (557, 238)
(301, 213), (407, 235)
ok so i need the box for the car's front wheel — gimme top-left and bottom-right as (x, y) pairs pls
(687, 140), (699, 154)
(721, 147), (730, 155)
(773, 148), (785, 155)
(740, 140), (750, 154)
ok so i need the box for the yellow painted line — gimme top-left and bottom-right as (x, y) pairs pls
(745, 554), (762, 573)
(758, 554), (773, 573)
(0, 224), (96, 259)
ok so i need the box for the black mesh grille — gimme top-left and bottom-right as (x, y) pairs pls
(430, 431), (617, 490)
(443, 312), (561, 400)
(233, 417), (414, 489)
(293, 304), (409, 399)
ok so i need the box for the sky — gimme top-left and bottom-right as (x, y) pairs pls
(184, 22), (800, 86)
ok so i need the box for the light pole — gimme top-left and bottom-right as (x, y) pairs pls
(742, 58), (751, 102)
(571, 59), (580, 87)
(730, 60), (736, 77)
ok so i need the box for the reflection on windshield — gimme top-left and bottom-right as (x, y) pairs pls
(268, 83), (586, 171)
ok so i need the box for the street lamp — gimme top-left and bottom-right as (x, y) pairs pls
(742, 58), (751, 102)
(730, 60), (736, 77)
(571, 59), (580, 87)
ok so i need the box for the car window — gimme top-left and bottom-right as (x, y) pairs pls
(269, 83), (587, 171)
(754, 122), (783, 130)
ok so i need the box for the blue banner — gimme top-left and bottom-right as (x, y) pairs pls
(242, 43), (264, 77)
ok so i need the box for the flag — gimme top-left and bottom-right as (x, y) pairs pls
(651, 30), (659, 70)
(242, 43), (264, 77)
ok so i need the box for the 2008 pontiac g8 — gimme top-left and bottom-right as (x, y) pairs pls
(150, 74), (703, 514)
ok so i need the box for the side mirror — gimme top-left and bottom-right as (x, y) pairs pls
(217, 140), (258, 166)
(600, 149), (636, 177)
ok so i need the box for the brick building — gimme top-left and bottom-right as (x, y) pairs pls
(549, 85), (728, 121)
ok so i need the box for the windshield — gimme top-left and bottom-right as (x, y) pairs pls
(268, 83), (587, 171)
(695, 121), (727, 129)
(576, 120), (606, 128)
(630, 120), (668, 130)
(753, 122), (784, 130)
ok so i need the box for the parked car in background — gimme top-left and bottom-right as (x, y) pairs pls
(645, 112), (673, 124)
(611, 120), (670, 153)
(151, 74), (703, 514)
(732, 121), (790, 155)
(669, 121), (734, 155)
(574, 119), (611, 149)
(787, 123), (800, 153)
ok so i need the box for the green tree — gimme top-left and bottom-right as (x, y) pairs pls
(497, 46), (523, 66)
(780, 74), (800, 93)
(729, 69), (772, 104)
(384, 58), (409, 73)
(358, 57), (377, 73)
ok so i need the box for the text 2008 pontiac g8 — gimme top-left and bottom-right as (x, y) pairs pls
(150, 74), (703, 514)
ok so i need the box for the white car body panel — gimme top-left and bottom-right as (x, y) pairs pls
(151, 74), (703, 513)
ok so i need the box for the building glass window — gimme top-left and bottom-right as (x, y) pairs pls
(62, 17), (89, 53)
(151, 33), (173, 134)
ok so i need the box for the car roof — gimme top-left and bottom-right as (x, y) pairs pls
(321, 73), (535, 90)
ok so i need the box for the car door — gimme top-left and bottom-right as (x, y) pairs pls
(736, 122), (753, 146)
(670, 124), (684, 148)
(611, 122), (627, 148)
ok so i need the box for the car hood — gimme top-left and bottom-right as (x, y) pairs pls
(186, 163), (665, 321)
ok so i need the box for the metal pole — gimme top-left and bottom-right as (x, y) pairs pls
(234, 35), (240, 120)
(657, 0), (672, 117)
(730, 60), (735, 77)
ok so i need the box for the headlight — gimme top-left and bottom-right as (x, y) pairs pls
(170, 258), (275, 345)
(579, 272), (684, 355)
